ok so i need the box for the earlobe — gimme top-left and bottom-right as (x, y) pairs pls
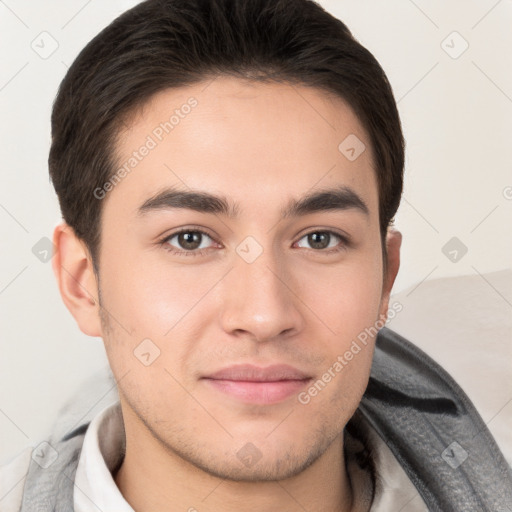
(51, 222), (102, 337)
(379, 227), (402, 321)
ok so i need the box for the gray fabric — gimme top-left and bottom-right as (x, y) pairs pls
(19, 368), (120, 512)
(359, 327), (512, 511)
(19, 327), (512, 511)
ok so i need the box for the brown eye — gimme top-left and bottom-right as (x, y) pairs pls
(307, 232), (331, 249)
(162, 229), (216, 256)
(295, 231), (349, 253)
(176, 231), (203, 250)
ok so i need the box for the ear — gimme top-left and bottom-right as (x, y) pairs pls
(378, 226), (402, 321)
(51, 222), (102, 337)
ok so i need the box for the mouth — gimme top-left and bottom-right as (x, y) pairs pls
(201, 364), (313, 404)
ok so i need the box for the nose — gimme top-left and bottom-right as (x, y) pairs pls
(218, 244), (305, 342)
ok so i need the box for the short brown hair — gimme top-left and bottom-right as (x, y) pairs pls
(49, 0), (405, 275)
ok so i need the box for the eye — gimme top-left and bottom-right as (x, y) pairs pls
(295, 230), (349, 253)
(161, 229), (218, 257)
(159, 228), (350, 258)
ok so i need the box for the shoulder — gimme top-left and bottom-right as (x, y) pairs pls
(0, 447), (33, 511)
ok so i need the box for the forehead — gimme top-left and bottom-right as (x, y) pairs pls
(105, 76), (378, 223)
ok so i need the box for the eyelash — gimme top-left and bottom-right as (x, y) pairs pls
(159, 227), (351, 258)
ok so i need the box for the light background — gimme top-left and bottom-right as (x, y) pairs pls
(1, 0), (511, 464)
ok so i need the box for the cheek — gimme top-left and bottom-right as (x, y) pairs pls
(100, 245), (214, 339)
(294, 253), (383, 340)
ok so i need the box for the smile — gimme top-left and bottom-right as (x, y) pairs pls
(202, 377), (312, 404)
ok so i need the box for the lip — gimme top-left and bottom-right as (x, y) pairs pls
(204, 364), (311, 381)
(202, 364), (312, 404)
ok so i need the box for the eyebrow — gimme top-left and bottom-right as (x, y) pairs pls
(137, 184), (370, 219)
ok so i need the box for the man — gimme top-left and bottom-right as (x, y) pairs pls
(1, 0), (511, 510)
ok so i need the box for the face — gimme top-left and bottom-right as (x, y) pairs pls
(93, 76), (396, 481)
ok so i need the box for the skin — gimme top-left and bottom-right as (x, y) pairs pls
(52, 76), (401, 512)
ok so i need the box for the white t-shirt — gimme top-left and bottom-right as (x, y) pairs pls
(0, 401), (429, 511)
